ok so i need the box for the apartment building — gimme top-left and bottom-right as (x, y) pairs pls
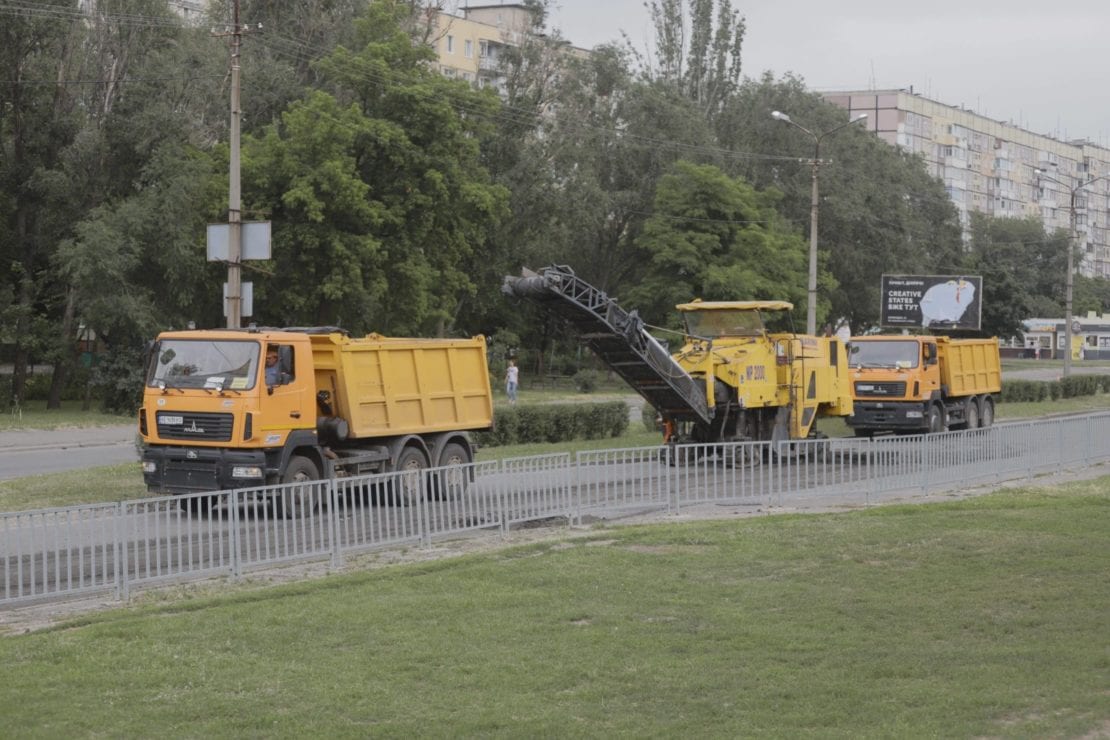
(825, 89), (1110, 278)
(429, 3), (535, 91)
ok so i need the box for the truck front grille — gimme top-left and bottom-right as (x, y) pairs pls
(156, 412), (234, 442)
(854, 381), (907, 398)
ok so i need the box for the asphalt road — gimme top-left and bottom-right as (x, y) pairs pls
(0, 425), (138, 481)
(0, 363), (1100, 481)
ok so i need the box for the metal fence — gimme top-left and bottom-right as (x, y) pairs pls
(4, 412), (1110, 607)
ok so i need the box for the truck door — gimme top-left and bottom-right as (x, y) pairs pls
(259, 343), (314, 444)
(921, 342), (941, 398)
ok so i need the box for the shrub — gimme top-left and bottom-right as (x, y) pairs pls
(573, 369), (600, 394)
(474, 401), (629, 447)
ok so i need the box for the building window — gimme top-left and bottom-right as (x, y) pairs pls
(446, 35), (454, 53)
(479, 40), (488, 57)
(464, 39), (473, 58)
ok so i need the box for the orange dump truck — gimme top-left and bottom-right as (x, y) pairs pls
(847, 336), (1001, 435)
(139, 327), (493, 501)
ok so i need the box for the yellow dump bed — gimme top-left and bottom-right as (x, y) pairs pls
(937, 337), (1001, 397)
(310, 333), (493, 439)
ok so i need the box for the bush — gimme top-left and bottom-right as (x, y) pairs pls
(573, 369), (600, 394)
(1000, 380), (1049, 403)
(641, 404), (661, 432)
(474, 401), (629, 447)
(1000, 374), (1105, 404)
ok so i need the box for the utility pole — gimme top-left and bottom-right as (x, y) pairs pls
(1034, 168), (1110, 377)
(226, 0), (243, 329)
(771, 111), (868, 335)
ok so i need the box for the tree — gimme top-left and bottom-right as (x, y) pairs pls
(626, 160), (809, 328)
(240, 0), (509, 336)
(963, 213), (1068, 338)
(716, 73), (963, 333)
(638, 0), (745, 120)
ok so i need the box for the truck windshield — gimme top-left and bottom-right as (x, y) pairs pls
(147, 339), (261, 391)
(684, 309), (764, 338)
(850, 340), (920, 369)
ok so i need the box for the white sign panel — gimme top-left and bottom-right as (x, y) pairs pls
(207, 222), (272, 261)
(223, 281), (253, 317)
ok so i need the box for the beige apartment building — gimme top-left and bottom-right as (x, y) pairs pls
(430, 4), (535, 91)
(825, 89), (1110, 278)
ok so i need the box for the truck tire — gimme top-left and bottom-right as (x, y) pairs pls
(393, 447), (428, 505)
(433, 442), (471, 500)
(276, 455), (320, 519)
(979, 397), (995, 428)
(964, 397), (980, 430)
(927, 404), (946, 434)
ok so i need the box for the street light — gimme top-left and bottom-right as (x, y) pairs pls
(1032, 168), (1110, 377)
(772, 110), (868, 335)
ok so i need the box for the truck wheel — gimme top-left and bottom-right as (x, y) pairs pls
(964, 397), (980, 430)
(979, 397), (995, 428)
(434, 442), (471, 500)
(276, 455), (320, 519)
(392, 447), (428, 505)
(927, 404), (946, 434)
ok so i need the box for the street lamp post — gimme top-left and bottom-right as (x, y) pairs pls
(772, 110), (868, 335)
(1032, 169), (1110, 377)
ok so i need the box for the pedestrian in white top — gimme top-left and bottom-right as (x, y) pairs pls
(505, 359), (519, 405)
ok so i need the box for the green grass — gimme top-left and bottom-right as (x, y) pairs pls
(0, 463), (147, 511)
(0, 400), (132, 431)
(1, 485), (1106, 736)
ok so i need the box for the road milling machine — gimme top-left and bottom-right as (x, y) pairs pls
(502, 265), (853, 448)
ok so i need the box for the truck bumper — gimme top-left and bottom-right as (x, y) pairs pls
(141, 445), (275, 494)
(847, 402), (928, 433)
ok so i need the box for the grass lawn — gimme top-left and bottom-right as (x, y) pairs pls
(1, 485), (1106, 736)
(0, 400), (132, 432)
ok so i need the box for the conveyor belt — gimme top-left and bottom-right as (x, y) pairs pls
(502, 265), (711, 425)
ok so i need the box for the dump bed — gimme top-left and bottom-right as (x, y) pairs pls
(310, 333), (493, 439)
(937, 337), (1001, 397)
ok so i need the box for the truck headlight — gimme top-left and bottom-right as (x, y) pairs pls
(142, 461), (157, 474)
(906, 410), (923, 419)
(231, 465), (263, 479)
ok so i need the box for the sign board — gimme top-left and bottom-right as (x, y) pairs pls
(223, 281), (253, 318)
(207, 222), (272, 262)
(880, 274), (982, 331)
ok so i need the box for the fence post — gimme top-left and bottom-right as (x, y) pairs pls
(419, 472), (432, 548)
(572, 451), (582, 527)
(114, 501), (125, 602)
(329, 478), (343, 569)
(230, 489), (242, 579)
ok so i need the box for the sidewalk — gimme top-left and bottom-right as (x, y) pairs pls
(0, 424), (137, 453)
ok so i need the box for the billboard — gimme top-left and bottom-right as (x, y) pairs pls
(880, 274), (982, 331)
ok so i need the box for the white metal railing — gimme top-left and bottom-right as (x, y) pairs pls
(3, 412), (1109, 606)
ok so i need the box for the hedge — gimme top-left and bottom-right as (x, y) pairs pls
(475, 401), (629, 447)
(1000, 374), (1110, 403)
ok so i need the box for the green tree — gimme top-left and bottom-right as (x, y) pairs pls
(241, 0), (508, 336)
(626, 160), (809, 328)
(963, 213), (1068, 337)
(716, 73), (963, 333)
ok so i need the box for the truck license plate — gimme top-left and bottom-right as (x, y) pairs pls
(160, 415), (184, 425)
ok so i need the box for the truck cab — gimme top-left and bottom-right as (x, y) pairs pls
(140, 329), (319, 494)
(847, 335), (1000, 435)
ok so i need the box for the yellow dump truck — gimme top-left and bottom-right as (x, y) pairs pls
(847, 335), (1001, 435)
(503, 265), (853, 447)
(139, 327), (493, 504)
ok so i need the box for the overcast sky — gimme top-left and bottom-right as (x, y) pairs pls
(533, 0), (1109, 146)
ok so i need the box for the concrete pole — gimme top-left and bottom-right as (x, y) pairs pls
(807, 149), (820, 336)
(226, 0), (243, 329)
